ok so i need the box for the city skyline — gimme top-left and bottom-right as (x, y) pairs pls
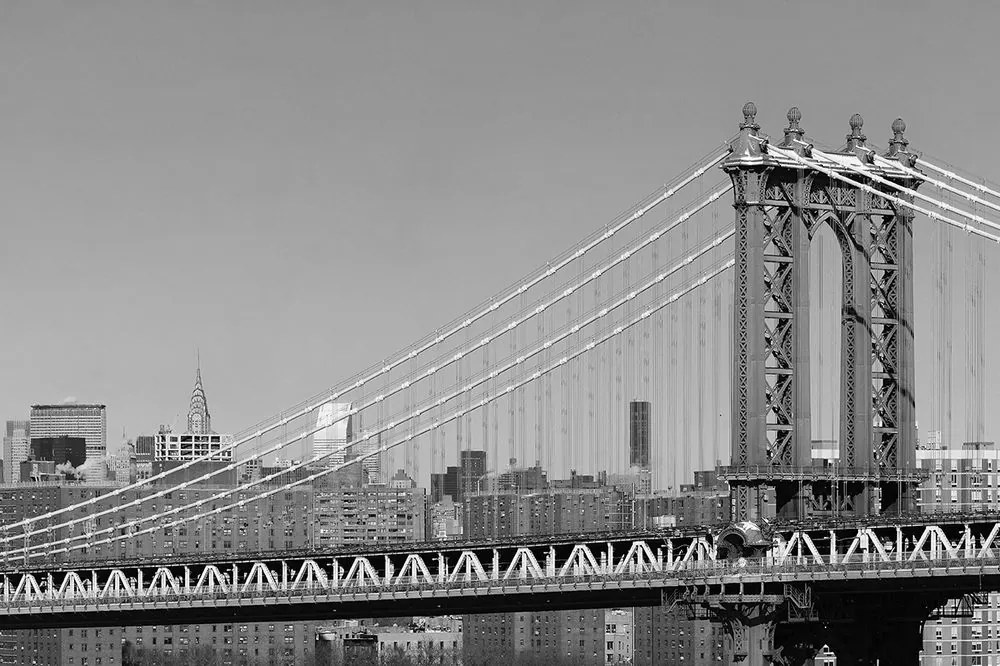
(2, 4), (1000, 665)
(1, 3), (998, 487)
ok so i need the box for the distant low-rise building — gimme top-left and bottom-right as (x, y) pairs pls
(239, 457), (261, 484)
(429, 497), (463, 541)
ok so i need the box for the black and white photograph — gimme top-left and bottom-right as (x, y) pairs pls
(0, 2), (998, 664)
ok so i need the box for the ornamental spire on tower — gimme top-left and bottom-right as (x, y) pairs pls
(187, 353), (211, 434)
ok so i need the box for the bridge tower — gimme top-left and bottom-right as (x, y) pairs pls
(719, 102), (924, 522)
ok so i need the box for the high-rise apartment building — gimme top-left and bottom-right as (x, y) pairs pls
(29, 404), (106, 482)
(0, 481), (319, 665)
(463, 471), (636, 665)
(314, 472), (426, 547)
(632, 470), (729, 665)
(635, 470), (730, 528)
(2, 420), (29, 483)
(464, 609), (608, 664)
(633, 606), (725, 665)
(916, 441), (1000, 665)
(629, 400), (651, 469)
(318, 617), (463, 665)
(465, 486), (632, 539)
(477, 462), (548, 495)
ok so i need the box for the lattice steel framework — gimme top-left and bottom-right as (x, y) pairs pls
(723, 104), (919, 521)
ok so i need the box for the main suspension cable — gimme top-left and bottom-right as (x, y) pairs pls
(16, 229), (736, 559)
(3, 176), (732, 540)
(0, 146), (731, 543)
(852, 144), (1000, 219)
(919, 157), (1000, 205)
(761, 141), (1000, 244)
(40, 257), (735, 560)
(792, 140), (1000, 235)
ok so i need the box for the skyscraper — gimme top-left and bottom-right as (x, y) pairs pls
(153, 365), (234, 485)
(29, 404), (106, 483)
(629, 401), (651, 469)
(2, 420), (30, 483)
(187, 363), (211, 434)
(349, 416), (383, 484)
(430, 450), (487, 503)
(133, 434), (154, 480)
(313, 402), (353, 467)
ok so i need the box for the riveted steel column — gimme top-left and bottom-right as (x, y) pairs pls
(726, 102), (772, 521)
(839, 118), (875, 480)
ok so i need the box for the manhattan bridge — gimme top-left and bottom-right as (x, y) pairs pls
(1, 103), (999, 664)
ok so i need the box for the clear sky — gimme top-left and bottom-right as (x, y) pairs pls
(1, 1), (997, 458)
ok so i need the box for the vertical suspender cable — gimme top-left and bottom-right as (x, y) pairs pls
(545, 307), (554, 476)
(518, 291), (528, 471)
(535, 308), (542, 473)
(652, 223), (662, 492)
(509, 302), (517, 472)
(941, 225), (953, 448)
(681, 220), (693, 485)
(712, 199), (723, 470)
(698, 255), (707, 474)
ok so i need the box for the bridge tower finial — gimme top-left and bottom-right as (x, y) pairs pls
(886, 117), (910, 158)
(722, 102), (922, 523)
(781, 107), (805, 150)
(741, 101), (759, 131)
(845, 113), (867, 151)
(727, 101), (768, 160)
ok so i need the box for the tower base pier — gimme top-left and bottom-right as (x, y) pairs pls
(718, 466), (926, 521)
(671, 583), (944, 666)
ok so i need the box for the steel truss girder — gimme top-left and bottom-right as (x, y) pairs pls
(2, 516), (1000, 620)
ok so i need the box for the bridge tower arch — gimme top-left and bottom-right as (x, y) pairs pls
(720, 103), (923, 522)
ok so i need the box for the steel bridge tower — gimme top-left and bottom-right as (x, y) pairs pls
(719, 102), (925, 522)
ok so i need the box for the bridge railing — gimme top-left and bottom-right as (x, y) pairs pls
(717, 465), (929, 483)
(3, 551), (999, 614)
